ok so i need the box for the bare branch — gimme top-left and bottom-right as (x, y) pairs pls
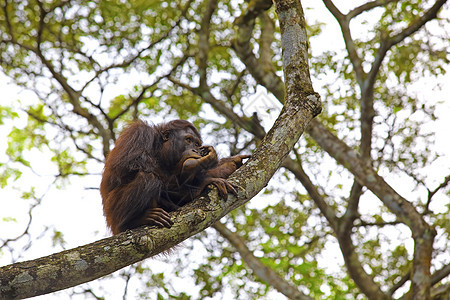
(321, 0), (365, 86)
(426, 174), (450, 212)
(79, 0), (195, 96)
(283, 157), (387, 299)
(307, 118), (436, 298)
(340, 181), (363, 235)
(233, 0), (285, 101)
(169, 76), (266, 138)
(347, 0), (399, 20)
(214, 222), (313, 300)
(197, 0), (217, 89)
(431, 263), (450, 286)
(388, 0), (448, 47)
(388, 271), (411, 296)
(282, 158), (338, 228)
(389, 263), (450, 297)
(259, 11), (275, 67)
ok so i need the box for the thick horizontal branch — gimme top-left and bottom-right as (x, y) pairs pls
(1, 94), (318, 299)
(1, 1), (320, 297)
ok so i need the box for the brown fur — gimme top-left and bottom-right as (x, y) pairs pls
(100, 120), (250, 234)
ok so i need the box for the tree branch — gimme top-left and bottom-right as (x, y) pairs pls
(431, 263), (450, 287)
(233, 0), (285, 101)
(111, 55), (191, 124)
(197, 0), (217, 89)
(213, 222), (313, 300)
(169, 76), (266, 138)
(282, 158), (338, 228)
(426, 174), (450, 213)
(387, 0), (448, 48)
(307, 118), (436, 299)
(0, 0), (321, 297)
(321, 0), (365, 86)
(340, 181), (363, 236)
(307, 119), (425, 230)
(391, 264), (450, 298)
(259, 11), (275, 68)
(282, 157), (388, 299)
(347, 0), (399, 20)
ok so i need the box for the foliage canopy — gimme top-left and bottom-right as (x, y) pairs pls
(0, 0), (449, 299)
